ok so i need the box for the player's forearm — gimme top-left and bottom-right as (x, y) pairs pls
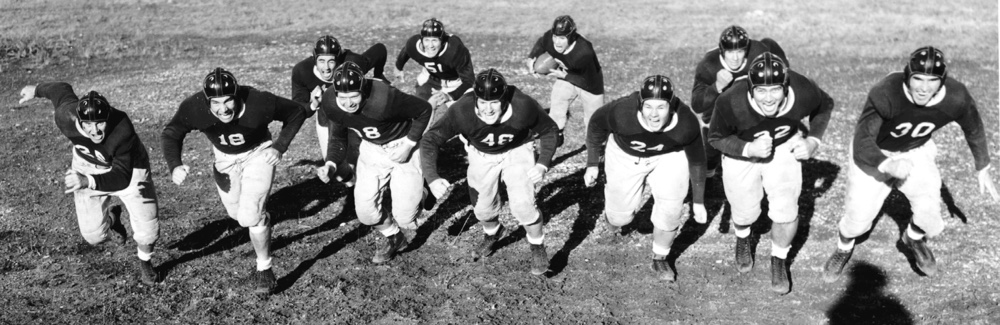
(527, 36), (546, 59)
(806, 91), (835, 140)
(405, 101), (433, 143)
(271, 100), (308, 153)
(418, 141), (443, 182)
(394, 48), (409, 71)
(852, 110), (889, 168)
(34, 82), (79, 109)
(685, 141), (707, 204)
(690, 82), (719, 114)
(160, 126), (189, 171)
(535, 130), (558, 168)
(956, 101), (992, 171)
(92, 164), (132, 192)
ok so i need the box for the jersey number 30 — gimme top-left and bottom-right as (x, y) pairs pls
(890, 122), (935, 138)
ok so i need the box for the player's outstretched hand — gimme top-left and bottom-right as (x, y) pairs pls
(527, 164), (548, 184)
(715, 70), (734, 93)
(429, 178), (452, 199)
(390, 140), (416, 164)
(747, 133), (773, 158)
(393, 68), (405, 84)
(524, 58), (537, 76)
(791, 137), (820, 160)
(977, 166), (999, 202)
(261, 148), (282, 166)
(63, 169), (87, 193)
(316, 161), (337, 183)
(692, 203), (707, 224)
(19, 85), (37, 104)
(171, 165), (190, 185)
(882, 158), (913, 179)
(583, 166), (599, 187)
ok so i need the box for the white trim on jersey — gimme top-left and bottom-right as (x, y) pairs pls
(902, 83), (947, 107)
(747, 86), (796, 118)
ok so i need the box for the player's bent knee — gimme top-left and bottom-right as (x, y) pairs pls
(80, 229), (108, 245)
(838, 217), (873, 239)
(515, 210), (541, 226)
(605, 209), (635, 227)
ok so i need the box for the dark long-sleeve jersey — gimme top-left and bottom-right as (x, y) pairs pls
(394, 34), (475, 100)
(320, 80), (432, 164)
(586, 92), (706, 203)
(708, 70), (834, 159)
(291, 49), (379, 120)
(528, 31), (604, 95)
(853, 72), (990, 176)
(420, 86), (559, 182)
(36, 82), (151, 192)
(691, 39), (787, 120)
(161, 86), (307, 171)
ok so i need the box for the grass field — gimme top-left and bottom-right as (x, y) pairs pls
(1, 0), (998, 323)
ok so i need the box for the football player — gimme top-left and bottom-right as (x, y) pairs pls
(584, 75), (708, 282)
(19, 83), (160, 285)
(708, 53), (834, 294)
(394, 18), (475, 124)
(161, 68), (307, 294)
(525, 15), (604, 146)
(822, 46), (998, 282)
(420, 69), (558, 275)
(316, 62), (432, 264)
(291, 35), (388, 175)
(692, 25), (788, 176)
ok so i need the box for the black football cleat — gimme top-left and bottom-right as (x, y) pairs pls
(735, 236), (754, 273)
(529, 244), (549, 276)
(651, 255), (676, 282)
(902, 235), (937, 276)
(822, 248), (853, 283)
(372, 231), (408, 264)
(136, 258), (159, 285)
(770, 256), (790, 295)
(472, 225), (504, 260)
(252, 268), (277, 294)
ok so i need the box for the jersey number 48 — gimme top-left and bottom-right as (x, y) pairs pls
(481, 133), (514, 146)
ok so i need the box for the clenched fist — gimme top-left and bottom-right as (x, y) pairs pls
(429, 178), (452, 199)
(715, 70), (734, 93)
(746, 133), (773, 158)
(171, 165), (190, 185)
(583, 166), (599, 188)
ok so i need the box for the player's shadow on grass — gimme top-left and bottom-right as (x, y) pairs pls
(276, 224), (370, 294)
(531, 168), (604, 276)
(786, 159), (840, 263)
(160, 177), (353, 277)
(826, 261), (914, 325)
(402, 138), (472, 252)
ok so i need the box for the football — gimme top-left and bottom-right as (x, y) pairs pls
(533, 52), (560, 74)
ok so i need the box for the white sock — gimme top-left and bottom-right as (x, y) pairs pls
(906, 225), (925, 240)
(734, 226), (751, 238)
(652, 242), (671, 256)
(256, 257), (273, 271)
(526, 233), (545, 245)
(379, 224), (400, 237)
(771, 243), (790, 259)
(136, 248), (152, 261)
(837, 238), (855, 251)
(483, 223), (501, 236)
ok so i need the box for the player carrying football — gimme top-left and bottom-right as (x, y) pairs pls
(316, 62), (433, 264)
(19, 83), (161, 285)
(394, 18), (476, 124)
(162, 68), (307, 294)
(692, 25), (788, 177)
(526, 15), (605, 146)
(822, 46), (998, 282)
(584, 75), (708, 282)
(708, 53), (834, 294)
(420, 69), (559, 275)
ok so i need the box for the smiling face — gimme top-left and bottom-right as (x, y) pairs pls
(751, 85), (785, 116)
(722, 49), (747, 70)
(79, 121), (107, 143)
(209, 96), (237, 123)
(640, 99), (671, 130)
(336, 91), (363, 113)
(552, 35), (569, 53)
(421, 37), (442, 56)
(475, 98), (503, 124)
(315, 54), (337, 80)
(907, 74), (942, 106)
